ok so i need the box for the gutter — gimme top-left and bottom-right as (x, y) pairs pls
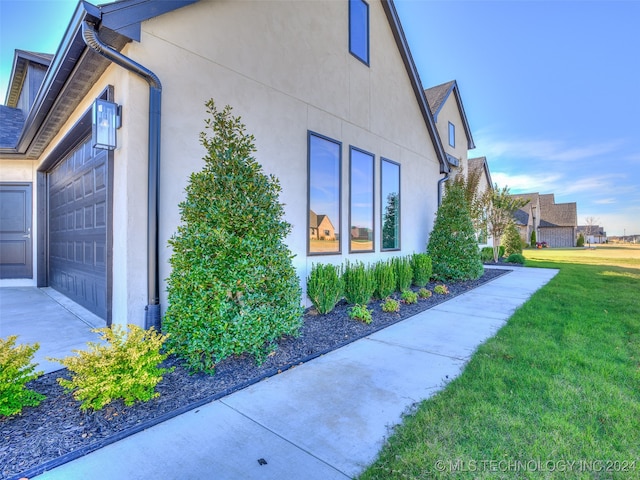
(437, 171), (450, 207)
(82, 20), (162, 331)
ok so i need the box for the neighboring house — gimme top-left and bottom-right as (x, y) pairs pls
(0, 0), (450, 328)
(468, 156), (493, 246)
(309, 210), (337, 241)
(512, 193), (577, 247)
(577, 225), (607, 244)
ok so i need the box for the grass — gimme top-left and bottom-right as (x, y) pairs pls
(359, 245), (640, 479)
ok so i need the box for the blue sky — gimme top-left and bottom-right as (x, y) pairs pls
(1, 0), (638, 236)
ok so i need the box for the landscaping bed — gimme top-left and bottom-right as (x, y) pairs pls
(1, 268), (508, 480)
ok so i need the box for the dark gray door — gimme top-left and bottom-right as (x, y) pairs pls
(48, 139), (108, 320)
(0, 183), (33, 278)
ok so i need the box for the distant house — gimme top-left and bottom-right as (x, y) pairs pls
(512, 193), (577, 247)
(468, 156), (493, 246)
(0, 0), (451, 327)
(577, 225), (607, 244)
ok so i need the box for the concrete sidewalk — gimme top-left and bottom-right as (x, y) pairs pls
(32, 266), (558, 480)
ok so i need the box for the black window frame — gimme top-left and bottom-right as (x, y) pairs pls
(307, 131), (343, 256)
(349, 146), (375, 254)
(380, 157), (401, 251)
(349, 0), (370, 66)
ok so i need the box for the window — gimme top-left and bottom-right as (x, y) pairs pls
(349, 147), (374, 252)
(349, 0), (369, 65)
(308, 132), (341, 255)
(381, 158), (400, 250)
(448, 122), (455, 147)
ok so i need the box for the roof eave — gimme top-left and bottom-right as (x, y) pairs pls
(381, 0), (450, 174)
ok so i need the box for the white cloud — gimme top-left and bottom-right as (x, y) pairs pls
(594, 198), (616, 205)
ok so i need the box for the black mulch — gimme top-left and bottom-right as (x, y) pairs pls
(1, 268), (509, 480)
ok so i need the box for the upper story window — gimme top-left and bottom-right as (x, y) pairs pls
(448, 122), (455, 147)
(308, 132), (342, 255)
(349, 147), (374, 253)
(349, 0), (370, 65)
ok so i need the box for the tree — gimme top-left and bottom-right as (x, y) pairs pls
(530, 229), (537, 247)
(584, 216), (599, 248)
(164, 100), (303, 373)
(480, 184), (529, 262)
(382, 192), (399, 249)
(577, 233), (585, 247)
(502, 219), (523, 257)
(427, 181), (483, 281)
(451, 167), (486, 239)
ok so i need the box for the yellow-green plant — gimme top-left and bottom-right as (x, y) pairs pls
(434, 284), (449, 295)
(54, 325), (173, 411)
(400, 290), (418, 304)
(348, 304), (373, 324)
(0, 336), (45, 417)
(381, 298), (400, 313)
(418, 287), (432, 299)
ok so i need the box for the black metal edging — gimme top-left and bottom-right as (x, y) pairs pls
(12, 268), (511, 480)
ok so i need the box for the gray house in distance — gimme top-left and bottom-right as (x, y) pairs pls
(512, 192), (577, 248)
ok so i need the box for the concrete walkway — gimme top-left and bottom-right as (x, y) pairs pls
(23, 266), (557, 480)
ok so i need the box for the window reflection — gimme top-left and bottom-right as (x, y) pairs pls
(350, 147), (374, 252)
(349, 0), (369, 65)
(381, 159), (400, 250)
(309, 133), (341, 254)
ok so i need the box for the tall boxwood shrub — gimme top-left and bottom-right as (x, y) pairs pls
(373, 260), (396, 299)
(307, 263), (343, 314)
(394, 256), (413, 291)
(502, 219), (523, 257)
(164, 101), (303, 374)
(427, 182), (483, 281)
(342, 261), (375, 305)
(411, 253), (432, 287)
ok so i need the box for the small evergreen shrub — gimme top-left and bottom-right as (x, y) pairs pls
(502, 220), (524, 257)
(343, 261), (376, 305)
(434, 284), (449, 295)
(0, 336), (45, 417)
(499, 245), (506, 258)
(530, 229), (537, 247)
(373, 260), (397, 299)
(348, 304), (373, 324)
(577, 233), (585, 247)
(54, 325), (172, 411)
(506, 253), (525, 264)
(411, 253), (432, 287)
(480, 246), (494, 262)
(381, 298), (400, 313)
(418, 288), (432, 299)
(394, 257), (413, 291)
(400, 290), (418, 304)
(307, 263), (343, 314)
(164, 101), (302, 374)
(427, 182), (483, 280)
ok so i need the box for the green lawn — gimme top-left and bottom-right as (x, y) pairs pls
(359, 245), (640, 479)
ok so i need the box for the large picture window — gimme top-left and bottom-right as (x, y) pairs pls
(349, 0), (369, 65)
(349, 147), (374, 252)
(381, 158), (400, 250)
(308, 132), (341, 255)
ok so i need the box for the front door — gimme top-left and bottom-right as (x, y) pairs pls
(0, 183), (33, 278)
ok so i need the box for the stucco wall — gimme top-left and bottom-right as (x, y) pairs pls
(435, 92), (468, 174)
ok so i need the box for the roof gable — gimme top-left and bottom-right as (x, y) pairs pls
(424, 80), (475, 150)
(468, 156), (492, 186)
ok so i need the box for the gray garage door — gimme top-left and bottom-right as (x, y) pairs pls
(48, 138), (108, 320)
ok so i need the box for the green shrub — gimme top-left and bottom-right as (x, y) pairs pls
(530, 229), (537, 247)
(164, 101), (302, 374)
(577, 233), (585, 247)
(394, 256), (413, 291)
(400, 290), (418, 304)
(373, 260), (397, 299)
(343, 261), (376, 305)
(434, 284), (450, 295)
(54, 325), (172, 411)
(348, 304), (373, 324)
(506, 253), (526, 265)
(0, 336), (45, 417)
(480, 246), (494, 262)
(499, 245), (506, 258)
(418, 288), (432, 299)
(307, 263), (343, 314)
(427, 182), (483, 281)
(502, 220), (523, 257)
(411, 253), (432, 287)
(381, 298), (400, 313)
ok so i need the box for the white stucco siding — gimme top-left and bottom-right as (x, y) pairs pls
(435, 92), (468, 173)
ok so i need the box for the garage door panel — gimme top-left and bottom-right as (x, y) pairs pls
(49, 139), (108, 320)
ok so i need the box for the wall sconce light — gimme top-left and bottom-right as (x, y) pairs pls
(92, 98), (121, 150)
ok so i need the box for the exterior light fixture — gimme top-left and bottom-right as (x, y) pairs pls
(92, 98), (121, 150)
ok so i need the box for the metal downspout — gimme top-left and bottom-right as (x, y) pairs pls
(437, 172), (450, 207)
(82, 21), (162, 331)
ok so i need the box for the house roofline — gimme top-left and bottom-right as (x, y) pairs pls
(426, 80), (476, 150)
(382, 0), (450, 174)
